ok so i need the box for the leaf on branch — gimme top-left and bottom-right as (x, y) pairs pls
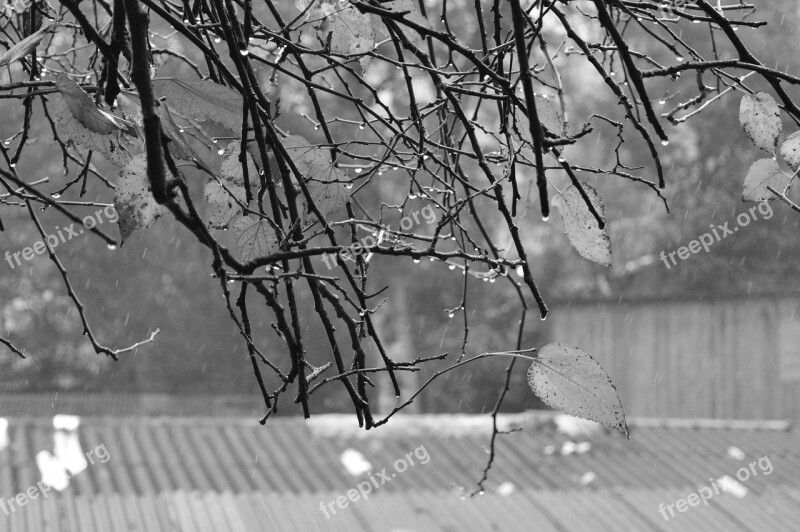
(380, 0), (431, 46)
(117, 91), (196, 161)
(114, 154), (168, 242)
(556, 183), (611, 267)
(280, 135), (349, 223)
(742, 158), (791, 202)
(528, 343), (628, 437)
(158, 103), (195, 161)
(205, 180), (247, 229)
(53, 95), (132, 167)
(515, 94), (563, 141)
(740, 92), (782, 154)
(232, 216), (280, 262)
(222, 145), (261, 188)
(308, 1), (375, 60)
(151, 78), (243, 135)
(0, 24), (55, 68)
(779, 131), (800, 172)
(55, 73), (135, 135)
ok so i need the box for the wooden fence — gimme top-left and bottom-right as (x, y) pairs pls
(548, 295), (800, 420)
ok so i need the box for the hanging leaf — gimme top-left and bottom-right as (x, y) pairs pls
(308, 1), (375, 59)
(740, 92), (782, 154)
(556, 183), (611, 267)
(52, 95), (132, 167)
(55, 73), (135, 135)
(158, 104), (195, 161)
(205, 180), (247, 229)
(151, 78), (244, 134)
(779, 131), (800, 172)
(116, 91), (195, 161)
(742, 158), (791, 202)
(380, 0), (431, 46)
(232, 216), (280, 262)
(0, 24), (55, 68)
(114, 154), (168, 242)
(528, 343), (628, 436)
(221, 146), (261, 189)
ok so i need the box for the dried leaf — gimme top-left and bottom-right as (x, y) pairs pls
(232, 216), (280, 262)
(528, 343), (628, 436)
(0, 24), (54, 68)
(55, 73), (135, 135)
(742, 158), (791, 202)
(780, 131), (800, 171)
(152, 78), (244, 134)
(53, 95), (132, 167)
(205, 180), (247, 229)
(740, 92), (782, 154)
(380, 0), (431, 46)
(158, 104), (195, 161)
(310, 1), (375, 58)
(114, 154), (168, 242)
(556, 183), (611, 267)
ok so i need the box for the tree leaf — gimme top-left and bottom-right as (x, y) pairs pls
(151, 78), (244, 134)
(528, 343), (628, 436)
(53, 95), (132, 167)
(742, 158), (791, 202)
(780, 130), (800, 171)
(158, 103), (195, 161)
(221, 146), (260, 188)
(740, 92), (782, 154)
(380, 0), (431, 46)
(55, 73), (135, 135)
(281, 136), (349, 222)
(310, 1), (375, 58)
(114, 154), (168, 242)
(556, 183), (611, 267)
(232, 216), (280, 262)
(205, 180), (247, 229)
(0, 24), (54, 68)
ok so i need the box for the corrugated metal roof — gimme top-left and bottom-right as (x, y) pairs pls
(0, 411), (798, 530)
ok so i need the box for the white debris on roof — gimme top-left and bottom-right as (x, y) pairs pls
(340, 449), (372, 476)
(554, 414), (601, 438)
(36, 450), (70, 491)
(307, 412), (536, 439)
(52, 414), (81, 431)
(727, 446), (746, 461)
(496, 481), (515, 496)
(718, 475), (749, 498)
(0, 418), (7, 452)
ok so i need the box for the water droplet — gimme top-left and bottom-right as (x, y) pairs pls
(429, 257), (436, 262)
(217, 149), (225, 155)
(448, 312), (454, 318)
(354, 168), (362, 174)
(9, 163), (16, 168)
(489, 278), (496, 283)
(557, 156), (566, 163)
(658, 100), (666, 105)
(413, 258), (420, 264)
(214, 37), (221, 43)
(516, 266), (524, 277)
(314, 125), (320, 131)
(408, 193), (417, 199)
(50, 192), (61, 199)
(178, 128), (184, 133)
(542, 215), (549, 222)
(448, 264), (456, 270)
(359, 123), (366, 130)
(239, 49), (250, 56)
(212, 138), (218, 143)
(344, 183), (353, 190)
(540, 315), (547, 321)
(675, 55), (684, 62)
(661, 140), (670, 146)
(107, 244), (117, 250)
